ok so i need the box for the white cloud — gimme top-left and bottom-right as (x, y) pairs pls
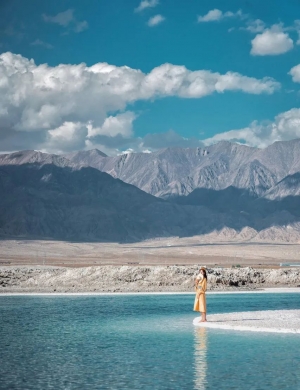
(286, 20), (300, 45)
(42, 9), (74, 27)
(48, 122), (88, 153)
(31, 39), (53, 49)
(147, 14), (165, 27)
(198, 9), (222, 22)
(0, 52), (280, 153)
(289, 64), (300, 82)
(197, 9), (245, 23)
(135, 0), (159, 13)
(243, 19), (266, 33)
(74, 21), (89, 33)
(42, 9), (88, 33)
(87, 112), (136, 138)
(86, 106), (300, 154)
(203, 108), (300, 148)
(214, 72), (279, 94)
(144, 64), (279, 97)
(251, 25), (293, 56)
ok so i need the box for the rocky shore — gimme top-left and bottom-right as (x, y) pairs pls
(1, 265), (300, 293)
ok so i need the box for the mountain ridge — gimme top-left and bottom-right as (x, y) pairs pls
(63, 139), (300, 199)
(2, 139), (300, 201)
(1, 140), (300, 243)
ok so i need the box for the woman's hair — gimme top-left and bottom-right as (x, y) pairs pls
(200, 268), (207, 280)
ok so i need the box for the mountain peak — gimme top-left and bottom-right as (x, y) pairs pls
(0, 150), (79, 169)
(78, 149), (108, 158)
(64, 149), (108, 159)
(94, 149), (108, 157)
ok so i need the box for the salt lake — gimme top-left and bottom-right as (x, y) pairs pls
(0, 292), (300, 389)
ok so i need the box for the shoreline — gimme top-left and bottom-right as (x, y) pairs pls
(1, 287), (300, 296)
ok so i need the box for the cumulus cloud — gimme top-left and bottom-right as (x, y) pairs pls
(147, 14), (165, 27)
(48, 122), (88, 153)
(87, 112), (136, 138)
(143, 63), (279, 97)
(88, 107), (300, 155)
(0, 52), (280, 153)
(135, 0), (159, 13)
(251, 25), (293, 55)
(203, 108), (300, 148)
(289, 64), (300, 82)
(197, 9), (245, 23)
(243, 19), (266, 33)
(42, 9), (88, 33)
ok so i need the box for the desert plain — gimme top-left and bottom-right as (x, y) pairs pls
(0, 237), (300, 268)
(0, 237), (299, 293)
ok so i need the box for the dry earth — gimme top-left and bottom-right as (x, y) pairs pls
(0, 238), (300, 268)
(0, 238), (299, 293)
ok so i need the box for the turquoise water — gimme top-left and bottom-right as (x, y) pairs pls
(0, 293), (300, 389)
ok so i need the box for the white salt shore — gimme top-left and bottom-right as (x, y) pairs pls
(193, 309), (300, 334)
(1, 287), (300, 296)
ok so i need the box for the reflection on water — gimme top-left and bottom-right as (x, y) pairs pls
(194, 326), (207, 390)
(1, 294), (300, 389)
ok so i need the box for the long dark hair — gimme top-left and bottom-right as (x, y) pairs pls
(200, 268), (207, 280)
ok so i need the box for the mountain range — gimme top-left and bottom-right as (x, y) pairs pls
(64, 139), (300, 200)
(0, 139), (300, 242)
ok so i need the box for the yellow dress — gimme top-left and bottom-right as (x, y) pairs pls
(193, 277), (207, 313)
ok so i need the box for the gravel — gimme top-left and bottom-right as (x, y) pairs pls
(1, 265), (300, 293)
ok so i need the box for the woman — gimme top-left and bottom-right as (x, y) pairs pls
(193, 267), (207, 322)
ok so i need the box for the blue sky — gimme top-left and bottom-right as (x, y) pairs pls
(1, 0), (300, 154)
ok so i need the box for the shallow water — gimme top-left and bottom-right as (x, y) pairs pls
(0, 293), (300, 389)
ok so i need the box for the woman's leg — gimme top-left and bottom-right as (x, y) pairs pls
(200, 312), (207, 322)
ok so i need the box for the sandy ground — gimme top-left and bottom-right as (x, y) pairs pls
(0, 238), (300, 268)
(193, 310), (300, 334)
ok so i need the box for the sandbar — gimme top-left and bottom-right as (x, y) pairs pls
(193, 309), (300, 334)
